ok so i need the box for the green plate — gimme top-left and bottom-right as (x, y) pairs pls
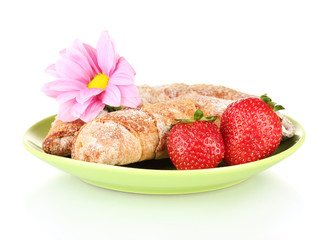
(23, 115), (305, 194)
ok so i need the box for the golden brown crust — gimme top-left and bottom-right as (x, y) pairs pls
(137, 83), (251, 104)
(44, 83), (295, 161)
(72, 120), (142, 164)
(141, 98), (197, 158)
(42, 117), (84, 156)
(44, 84), (250, 156)
(71, 110), (159, 165)
(186, 93), (235, 127)
(97, 109), (159, 161)
(71, 95), (239, 165)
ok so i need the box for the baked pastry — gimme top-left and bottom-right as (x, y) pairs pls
(137, 83), (252, 104)
(42, 118), (84, 156)
(43, 83), (251, 156)
(71, 95), (235, 164)
(43, 83), (295, 160)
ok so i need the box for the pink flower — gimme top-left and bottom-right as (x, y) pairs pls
(41, 31), (141, 122)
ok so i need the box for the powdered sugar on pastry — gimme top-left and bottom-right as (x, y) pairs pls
(72, 109), (159, 165)
(71, 95), (247, 165)
(45, 83), (296, 160)
(137, 83), (252, 104)
(72, 120), (142, 165)
(42, 117), (85, 156)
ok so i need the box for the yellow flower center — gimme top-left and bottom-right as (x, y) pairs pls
(87, 73), (109, 89)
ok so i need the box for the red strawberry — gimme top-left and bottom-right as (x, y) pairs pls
(220, 94), (284, 165)
(167, 109), (225, 170)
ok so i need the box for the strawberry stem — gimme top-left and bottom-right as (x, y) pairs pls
(260, 94), (285, 112)
(194, 109), (204, 120)
(172, 109), (217, 128)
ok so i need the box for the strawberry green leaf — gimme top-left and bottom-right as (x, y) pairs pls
(202, 116), (217, 122)
(260, 94), (272, 104)
(273, 105), (285, 112)
(194, 109), (204, 120)
(174, 119), (195, 123)
(170, 109), (217, 129)
(260, 94), (285, 112)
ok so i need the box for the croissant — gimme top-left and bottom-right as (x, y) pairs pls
(43, 83), (296, 161)
(71, 95), (234, 164)
(42, 83), (251, 156)
(42, 118), (85, 156)
(71, 92), (296, 165)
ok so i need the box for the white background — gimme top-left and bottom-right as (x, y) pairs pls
(0, 0), (323, 239)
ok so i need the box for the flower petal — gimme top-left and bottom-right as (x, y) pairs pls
(65, 41), (96, 80)
(56, 91), (79, 104)
(71, 97), (93, 118)
(96, 31), (119, 77)
(109, 57), (136, 86)
(118, 84), (140, 97)
(70, 39), (102, 77)
(80, 97), (105, 122)
(41, 81), (62, 98)
(76, 88), (104, 104)
(43, 79), (85, 92)
(101, 84), (121, 107)
(120, 96), (141, 108)
(118, 84), (141, 108)
(60, 49), (67, 57)
(83, 43), (101, 75)
(118, 85), (141, 108)
(58, 99), (79, 122)
(55, 58), (90, 84)
(45, 64), (60, 78)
